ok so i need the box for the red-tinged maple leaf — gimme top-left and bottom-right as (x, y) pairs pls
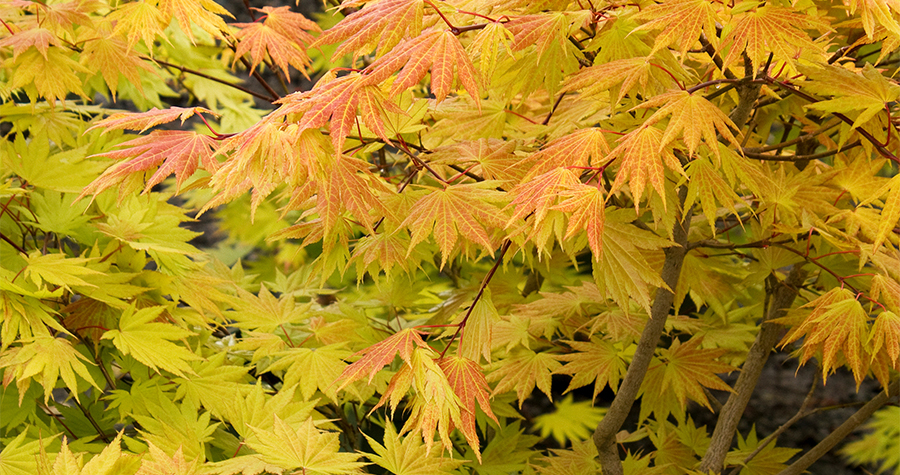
(80, 131), (218, 198)
(523, 128), (611, 180)
(365, 28), (480, 106)
(88, 106), (217, 134)
(638, 338), (735, 421)
(720, 5), (829, 74)
(400, 182), (508, 269)
(274, 72), (404, 152)
(506, 167), (580, 227)
(639, 90), (741, 158)
(311, 0), (424, 60)
(555, 338), (627, 400)
(335, 327), (430, 390)
(426, 138), (522, 184)
(608, 125), (684, 209)
(156, 0), (233, 44)
(487, 348), (562, 408)
(401, 349), (465, 456)
(232, 6), (320, 80)
(318, 155), (393, 234)
(0, 27), (58, 60)
(504, 13), (570, 55)
(438, 355), (498, 462)
(776, 288), (870, 385)
(551, 184), (606, 260)
(634, 0), (721, 56)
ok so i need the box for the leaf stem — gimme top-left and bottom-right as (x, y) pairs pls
(439, 239), (512, 359)
(0, 231), (27, 255)
(144, 56), (275, 102)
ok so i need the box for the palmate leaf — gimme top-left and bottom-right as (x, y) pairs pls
(80, 131), (219, 197)
(724, 427), (800, 475)
(265, 344), (350, 402)
(608, 125), (684, 209)
(0, 27), (59, 61)
(720, 4), (828, 73)
(633, 0), (720, 56)
(22, 251), (103, 291)
(801, 63), (900, 129)
(311, 0), (424, 60)
(363, 422), (466, 475)
(335, 327), (430, 390)
(0, 334), (100, 404)
(101, 305), (202, 378)
(397, 348), (465, 456)
(554, 338), (628, 400)
(640, 90), (741, 158)
(401, 182), (508, 269)
(0, 431), (57, 475)
(156, 0), (233, 44)
(487, 348), (561, 408)
(523, 127), (611, 180)
(232, 6), (320, 79)
(532, 395), (606, 446)
(79, 23), (152, 98)
(4, 47), (89, 105)
(438, 355), (498, 461)
(365, 28), (480, 105)
(552, 184), (606, 260)
(249, 417), (367, 474)
(638, 338), (736, 422)
(775, 287), (870, 385)
(274, 72), (404, 152)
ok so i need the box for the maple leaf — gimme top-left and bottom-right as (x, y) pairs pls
(533, 395), (606, 446)
(868, 311), (900, 369)
(427, 138), (522, 184)
(634, 0), (720, 56)
(3, 47), (90, 104)
(724, 427), (800, 475)
(401, 182), (508, 269)
(438, 355), (499, 461)
(506, 167), (580, 232)
(640, 90), (741, 157)
(862, 173), (900, 250)
(108, 1), (166, 50)
(79, 23), (152, 98)
(487, 348), (561, 408)
(523, 127), (611, 180)
(364, 422), (466, 475)
(801, 63), (900, 129)
(311, 0), (424, 60)
(88, 106), (217, 134)
(80, 131), (219, 197)
(554, 338), (627, 400)
(639, 338), (736, 422)
(777, 288), (875, 385)
(683, 157), (745, 233)
(720, 5), (829, 74)
(466, 20), (514, 84)
(101, 305), (202, 378)
(22, 251), (103, 291)
(399, 348), (465, 456)
(134, 442), (203, 475)
(0, 27), (59, 61)
(0, 334), (99, 404)
(335, 327), (430, 390)
(552, 184), (607, 260)
(0, 432), (57, 475)
(248, 415), (366, 475)
(156, 0), (233, 44)
(231, 6), (320, 79)
(265, 344), (351, 402)
(230, 283), (310, 333)
(274, 72), (404, 152)
(451, 289), (500, 364)
(608, 125), (684, 208)
(563, 57), (655, 104)
(365, 28), (480, 105)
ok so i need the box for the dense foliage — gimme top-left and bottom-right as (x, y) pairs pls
(1, 0), (899, 474)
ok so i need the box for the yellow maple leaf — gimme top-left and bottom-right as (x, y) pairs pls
(364, 422), (466, 475)
(640, 89), (741, 158)
(156, 0), (233, 44)
(487, 348), (561, 408)
(249, 416), (366, 474)
(634, 0), (721, 56)
(608, 125), (684, 209)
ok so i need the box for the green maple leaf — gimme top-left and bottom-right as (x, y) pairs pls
(101, 305), (202, 378)
(533, 395), (606, 446)
(363, 422), (466, 475)
(249, 416), (367, 474)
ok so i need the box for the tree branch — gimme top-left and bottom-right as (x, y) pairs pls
(775, 378), (899, 475)
(699, 266), (808, 473)
(593, 186), (693, 475)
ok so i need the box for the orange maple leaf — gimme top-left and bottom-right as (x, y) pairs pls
(0, 27), (58, 60)
(80, 131), (219, 198)
(506, 167), (581, 227)
(79, 25), (153, 98)
(487, 349), (561, 408)
(311, 0), (424, 60)
(274, 72), (404, 152)
(400, 182), (508, 269)
(438, 355), (498, 462)
(232, 6), (320, 80)
(88, 106), (217, 134)
(524, 127), (611, 180)
(551, 184), (607, 259)
(555, 338), (627, 400)
(634, 0), (721, 56)
(639, 89), (741, 157)
(720, 5), (828, 73)
(156, 0), (232, 43)
(608, 125), (684, 209)
(335, 327), (430, 390)
(365, 28), (480, 105)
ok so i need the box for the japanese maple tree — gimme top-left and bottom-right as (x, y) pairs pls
(1, 0), (899, 474)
